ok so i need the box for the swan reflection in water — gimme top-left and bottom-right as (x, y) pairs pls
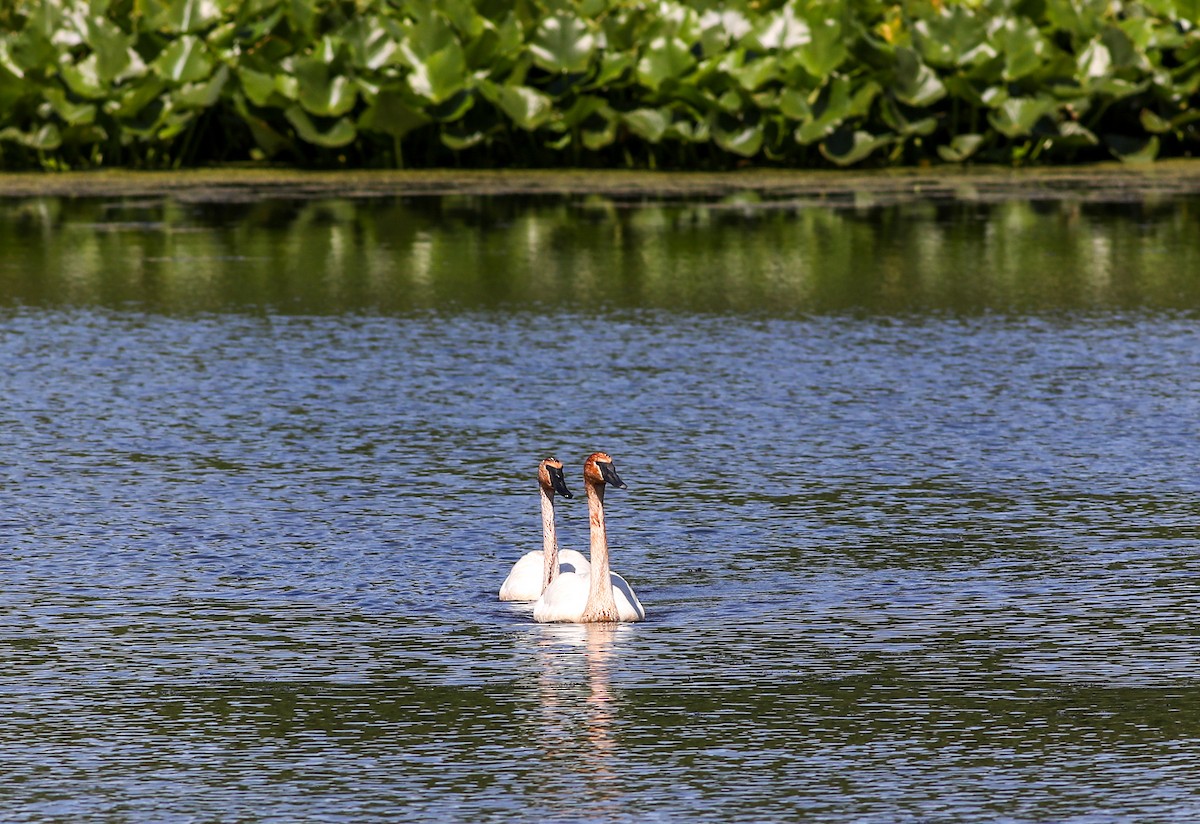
(532, 622), (625, 815)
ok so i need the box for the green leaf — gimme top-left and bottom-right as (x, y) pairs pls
(725, 52), (778, 92)
(237, 66), (278, 107)
(820, 129), (890, 166)
(795, 17), (847, 79)
(296, 58), (357, 118)
(1105, 133), (1159, 163)
(1077, 38), (1112, 80)
(86, 16), (134, 83)
(795, 76), (880, 144)
(623, 108), (669, 143)
(440, 126), (485, 150)
(750, 3), (811, 51)
(936, 133), (984, 162)
(360, 89), (430, 138)
(1055, 121), (1099, 146)
(43, 85), (97, 125)
(406, 44), (467, 104)
(60, 56), (107, 100)
(0, 123), (62, 150)
(913, 7), (989, 69)
(160, 0), (222, 34)
(891, 48), (945, 108)
(636, 37), (697, 90)
(485, 84), (553, 130)
(988, 97), (1057, 138)
(530, 13), (596, 74)
(177, 63), (229, 108)
(342, 16), (401, 71)
(713, 118), (763, 157)
(990, 17), (1046, 82)
(285, 105), (357, 148)
(1139, 108), (1172, 134)
(153, 35), (214, 84)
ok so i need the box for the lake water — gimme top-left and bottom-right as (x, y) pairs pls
(1, 184), (1199, 821)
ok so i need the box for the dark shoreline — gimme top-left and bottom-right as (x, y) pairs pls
(2, 162), (1200, 204)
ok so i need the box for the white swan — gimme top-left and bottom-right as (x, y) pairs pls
(534, 452), (645, 623)
(499, 457), (591, 601)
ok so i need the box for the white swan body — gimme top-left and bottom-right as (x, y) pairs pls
(498, 548), (591, 601)
(534, 452), (645, 623)
(533, 567), (644, 622)
(499, 457), (584, 602)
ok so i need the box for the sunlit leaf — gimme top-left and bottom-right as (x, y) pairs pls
(440, 126), (485, 150)
(296, 58), (357, 117)
(0, 123), (61, 149)
(636, 37), (696, 90)
(177, 63), (229, 108)
(285, 105), (357, 148)
(988, 96), (1057, 138)
(936, 133), (984, 162)
(152, 36), (213, 84)
(530, 12), (596, 74)
(406, 44), (468, 104)
(796, 17), (848, 79)
(484, 83), (553, 130)
(623, 107), (669, 143)
(159, 0), (222, 34)
(820, 128), (890, 166)
(43, 85), (96, 125)
(713, 118), (763, 157)
(892, 48), (945, 108)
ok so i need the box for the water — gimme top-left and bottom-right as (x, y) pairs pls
(1, 187), (1199, 822)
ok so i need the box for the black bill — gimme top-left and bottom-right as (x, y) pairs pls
(599, 460), (627, 489)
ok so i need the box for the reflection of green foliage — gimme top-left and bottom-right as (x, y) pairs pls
(0, 0), (1197, 169)
(3, 192), (1198, 314)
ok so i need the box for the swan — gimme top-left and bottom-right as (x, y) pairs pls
(499, 457), (591, 601)
(534, 452), (645, 623)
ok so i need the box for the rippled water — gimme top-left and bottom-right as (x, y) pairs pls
(2, 187), (1200, 821)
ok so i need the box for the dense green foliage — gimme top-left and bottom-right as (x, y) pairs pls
(1, 0), (1198, 169)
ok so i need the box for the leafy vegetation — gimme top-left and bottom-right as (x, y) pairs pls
(1, 0), (1198, 170)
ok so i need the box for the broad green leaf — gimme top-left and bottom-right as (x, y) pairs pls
(487, 84), (553, 130)
(880, 97), (935, 136)
(713, 119), (763, 157)
(0, 123), (62, 150)
(751, 3), (811, 51)
(559, 95), (609, 128)
(795, 75), (880, 144)
(440, 126), (485, 150)
(990, 17), (1046, 82)
(1055, 121), (1099, 146)
(60, 56), (107, 99)
(891, 48), (945, 107)
(153, 35), (214, 84)
(936, 133), (984, 162)
(796, 17), (847, 79)
(530, 13), (596, 74)
(285, 105), (357, 148)
(296, 58), (357, 117)
(988, 96), (1057, 138)
(820, 129), (890, 166)
(1105, 133), (1159, 163)
(86, 16), (133, 82)
(623, 108), (669, 143)
(406, 44), (468, 104)
(1077, 39), (1112, 79)
(636, 37), (696, 90)
(424, 90), (474, 123)
(581, 109), (617, 149)
(778, 89), (811, 120)
(342, 17), (401, 71)
(913, 6), (989, 69)
(725, 52), (778, 92)
(359, 89), (430, 138)
(105, 77), (167, 119)
(177, 63), (229, 107)
(160, 0), (222, 33)
(237, 67), (278, 107)
(44, 85), (97, 125)
(1139, 108), (1172, 134)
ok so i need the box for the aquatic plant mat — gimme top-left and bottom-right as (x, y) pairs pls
(4, 163), (1200, 204)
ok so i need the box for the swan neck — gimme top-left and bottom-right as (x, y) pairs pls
(583, 479), (617, 620)
(540, 487), (558, 591)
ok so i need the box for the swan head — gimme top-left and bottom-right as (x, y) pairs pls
(538, 457), (573, 499)
(583, 452), (627, 489)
